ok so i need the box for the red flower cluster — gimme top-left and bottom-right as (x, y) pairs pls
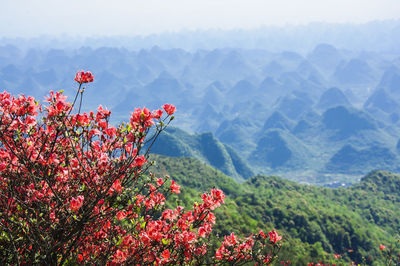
(130, 107), (154, 128)
(70, 195), (84, 212)
(0, 71), (281, 265)
(170, 180), (181, 194)
(269, 229), (282, 244)
(215, 229), (281, 264)
(45, 90), (70, 117)
(162, 104), (176, 116)
(74, 70), (94, 84)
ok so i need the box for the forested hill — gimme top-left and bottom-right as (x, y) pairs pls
(150, 154), (400, 265)
(147, 127), (254, 181)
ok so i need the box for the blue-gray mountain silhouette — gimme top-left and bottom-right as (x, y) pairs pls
(317, 87), (351, 110)
(326, 144), (397, 173)
(322, 106), (377, 138)
(364, 89), (399, 114)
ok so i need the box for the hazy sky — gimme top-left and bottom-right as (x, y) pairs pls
(1, 0), (399, 37)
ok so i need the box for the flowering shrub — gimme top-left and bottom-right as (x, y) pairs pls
(0, 71), (281, 264)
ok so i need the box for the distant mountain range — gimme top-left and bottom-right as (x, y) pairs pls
(2, 19), (400, 52)
(1, 33), (400, 183)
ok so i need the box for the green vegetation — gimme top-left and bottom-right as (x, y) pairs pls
(148, 127), (254, 181)
(150, 154), (400, 265)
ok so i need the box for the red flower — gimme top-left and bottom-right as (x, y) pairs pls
(75, 70), (94, 84)
(130, 107), (154, 128)
(114, 249), (127, 263)
(333, 254), (341, 259)
(162, 104), (176, 116)
(111, 179), (123, 194)
(116, 211), (127, 220)
(379, 244), (386, 250)
(70, 195), (84, 212)
(268, 229), (282, 244)
(170, 180), (180, 194)
(134, 155), (147, 167)
(152, 109), (163, 119)
(161, 249), (170, 260)
(225, 233), (237, 246)
(157, 178), (164, 187)
(49, 211), (56, 220)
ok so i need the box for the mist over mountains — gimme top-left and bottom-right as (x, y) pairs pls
(1, 20), (400, 184)
(2, 20), (400, 52)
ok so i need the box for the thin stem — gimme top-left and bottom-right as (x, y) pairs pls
(69, 83), (82, 115)
(78, 88), (84, 114)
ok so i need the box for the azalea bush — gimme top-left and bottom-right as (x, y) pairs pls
(0, 71), (281, 265)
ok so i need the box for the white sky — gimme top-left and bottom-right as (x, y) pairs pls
(0, 0), (399, 37)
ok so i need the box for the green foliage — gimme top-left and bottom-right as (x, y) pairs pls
(151, 155), (400, 264)
(326, 144), (397, 174)
(148, 127), (253, 181)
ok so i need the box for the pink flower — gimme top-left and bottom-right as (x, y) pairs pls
(162, 104), (176, 116)
(70, 195), (84, 212)
(268, 229), (282, 244)
(75, 70), (94, 84)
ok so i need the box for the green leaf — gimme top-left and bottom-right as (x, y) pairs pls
(116, 237), (123, 246)
(140, 221), (146, 228)
(162, 238), (170, 245)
